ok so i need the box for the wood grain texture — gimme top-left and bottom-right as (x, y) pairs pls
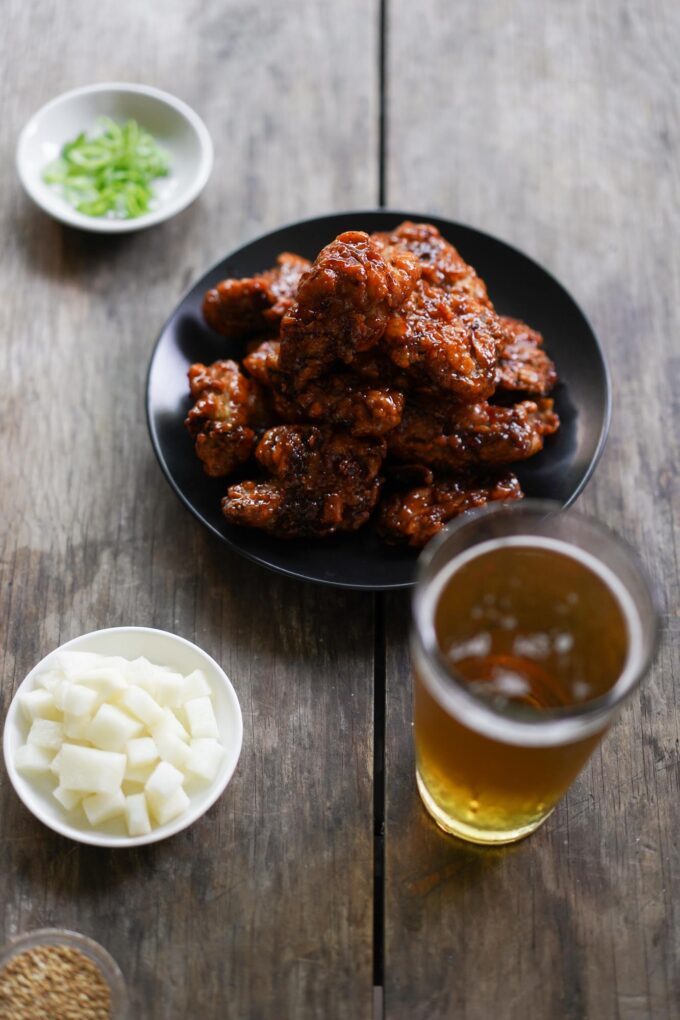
(384, 1), (680, 1018)
(0, 1), (379, 1017)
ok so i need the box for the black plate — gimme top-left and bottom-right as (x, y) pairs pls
(146, 211), (610, 590)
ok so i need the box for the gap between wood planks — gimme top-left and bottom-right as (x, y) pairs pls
(374, 2), (388, 1017)
(373, 592), (387, 1007)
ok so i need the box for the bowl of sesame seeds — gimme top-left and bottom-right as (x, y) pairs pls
(0, 929), (127, 1019)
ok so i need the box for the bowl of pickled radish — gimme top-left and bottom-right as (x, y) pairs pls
(3, 627), (242, 846)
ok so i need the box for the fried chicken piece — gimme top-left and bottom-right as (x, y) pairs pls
(371, 224), (504, 400)
(292, 377), (405, 437)
(372, 221), (491, 305)
(243, 338), (285, 390)
(185, 360), (268, 477)
(244, 338), (404, 436)
(379, 472), (523, 547)
(278, 231), (421, 389)
(203, 253), (310, 338)
(388, 398), (559, 472)
(222, 425), (386, 537)
(496, 316), (557, 396)
(381, 284), (504, 400)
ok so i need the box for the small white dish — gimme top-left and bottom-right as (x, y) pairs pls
(3, 627), (242, 847)
(16, 83), (214, 233)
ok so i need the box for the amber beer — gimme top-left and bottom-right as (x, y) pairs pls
(412, 503), (657, 845)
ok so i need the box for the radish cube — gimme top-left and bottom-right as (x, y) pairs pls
(27, 719), (64, 751)
(180, 669), (211, 702)
(53, 786), (83, 811)
(126, 737), (159, 768)
(15, 745), (54, 775)
(50, 748), (63, 776)
(19, 689), (61, 722)
(144, 762), (183, 799)
(88, 704), (143, 752)
(152, 709), (189, 742)
(185, 697), (219, 739)
(77, 668), (127, 699)
(149, 786), (190, 826)
(52, 681), (69, 711)
(59, 745), (126, 794)
(62, 684), (99, 718)
(153, 672), (184, 708)
(154, 729), (190, 770)
(124, 762), (156, 785)
(186, 739), (224, 782)
(119, 685), (163, 728)
(63, 713), (92, 740)
(82, 789), (126, 826)
(125, 793), (151, 836)
(35, 669), (65, 693)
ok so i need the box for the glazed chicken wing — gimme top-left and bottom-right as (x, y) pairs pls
(379, 472), (523, 547)
(278, 231), (421, 389)
(373, 223), (504, 401)
(222, 425), (386, 537)
(388, 397), (559, 472)
(185, 360), (268, 477)
(373, 221), (491, 305)
(203, 253), (310, 338)
(244, 338), (404, 437)
(496, 316), (557, 396)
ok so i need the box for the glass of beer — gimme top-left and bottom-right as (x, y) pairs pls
(412, 500), (658, 845)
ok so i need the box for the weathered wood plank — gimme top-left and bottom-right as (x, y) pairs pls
(384, 1), (680, 1016)
(0, 1), (379, 1017)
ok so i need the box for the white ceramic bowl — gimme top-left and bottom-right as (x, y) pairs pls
(16, 83), (213, 233)
(3, 627), (242, 847)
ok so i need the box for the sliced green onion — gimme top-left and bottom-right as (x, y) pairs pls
(42, 118), (171, 220)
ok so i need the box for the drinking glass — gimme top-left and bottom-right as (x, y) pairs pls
(411, 500), (658, 845)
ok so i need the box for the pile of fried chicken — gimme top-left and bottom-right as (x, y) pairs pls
(185, 222), (559, 548)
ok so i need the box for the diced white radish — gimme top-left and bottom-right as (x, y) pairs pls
(62, 684), (99, 718)
(27, 719), (64, 751)
(179, 669), (211, 703)
(185, 738), (225, 782)
(19, 689), (61, 722)
(118, 685), (163, 728)
(124, 762), (156, 785)
(148, 785), (191, 826)
(35, 669), (65, 693)
(82, 789), (126, 826)
(126, 736), (159, 768)
(152, 709), (189, 742)
(153, 729), (190, 770)
(15, 744), (54, 775)
(153, 672), (184, 708)
(58, 745), (126, 794)
(126, 656), (153, 678)
(76, 668), (127, 699)
(63, 712), (92, 740)
(127, 656), (172, 682)
(125, 793), (151, 836)
(50, 748), (63, 776)
(184, 697), (219, 739)
(145, 761), (184, 802)
(53, 786), (83, 811)
(52, 680), (69, 711)
(88, 704), (143, 752)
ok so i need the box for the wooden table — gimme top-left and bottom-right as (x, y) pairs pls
(2, 2), (678, 1017)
